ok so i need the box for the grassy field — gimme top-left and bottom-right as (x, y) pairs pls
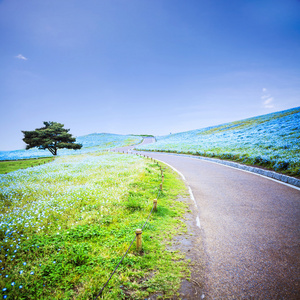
(137, 107), (300, 177)
(0, 157), (54, 174)
(0, 152), (189, 299)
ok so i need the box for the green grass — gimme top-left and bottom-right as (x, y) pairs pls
(0, 153), (189, 299)
(0, 157), (54, 174)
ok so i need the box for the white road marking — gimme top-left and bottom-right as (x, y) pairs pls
(153, 157), (202, 229)
(188, 186), (198, 208)
(155, 159), (186, 181)
(187, 156), (300, 191)
(154, 152), (300, 191)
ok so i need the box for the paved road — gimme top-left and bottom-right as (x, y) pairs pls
(116, 138), (300, 299)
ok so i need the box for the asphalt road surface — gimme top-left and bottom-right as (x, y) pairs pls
(118, 138), (300, 299)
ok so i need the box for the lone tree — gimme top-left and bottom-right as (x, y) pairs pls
(22, 121), (82, 156)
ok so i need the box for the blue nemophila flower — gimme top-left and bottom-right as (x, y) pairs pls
(30, 271), (34, 275)
(23, 262), (26, 265)
(5, 275), (8, 278)
(19, 270), (23, 274)
(2, 288), (7, 291)
(11, 282), (15, 286)
(19, 285), (23, 289)
(53, 261), (56, 264)
(4, 295), (7, 299)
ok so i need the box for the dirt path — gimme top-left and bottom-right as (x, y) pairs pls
(115, 139), (300, 299)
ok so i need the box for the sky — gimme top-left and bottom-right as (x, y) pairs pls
(1, 0), (300, 150)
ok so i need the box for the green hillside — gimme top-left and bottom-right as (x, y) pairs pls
(137, 107), (300, 177)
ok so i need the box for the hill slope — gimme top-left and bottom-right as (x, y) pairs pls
(0, 133), (142, 161)
(137, 107), (300, 177)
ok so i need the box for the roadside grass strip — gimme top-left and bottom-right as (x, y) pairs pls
(0, 152), (188, 299)
(137, 107), (300, 177)
(0, 133), (142, 161)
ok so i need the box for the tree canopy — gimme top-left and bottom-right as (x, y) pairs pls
(22, 122), (82, 155)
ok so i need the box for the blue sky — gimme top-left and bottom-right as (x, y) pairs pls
(1, 0), (300, 150)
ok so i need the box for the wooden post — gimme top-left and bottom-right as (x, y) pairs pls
(136, 229), (142, 251)
(153, 199), (157, 211)
(162, 175), (164, 183)
(160, 183), (163, 191)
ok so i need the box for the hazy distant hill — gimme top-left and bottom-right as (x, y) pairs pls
(0, 133), (142, 161)
(137, 107), (300, 177)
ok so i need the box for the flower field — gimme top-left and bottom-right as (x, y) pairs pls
(137, 107), (300, 177)
(0, 152), (188, 299)
(0, 133), (142, 161)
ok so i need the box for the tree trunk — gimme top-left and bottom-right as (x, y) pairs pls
(47, 147), (56, 156)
